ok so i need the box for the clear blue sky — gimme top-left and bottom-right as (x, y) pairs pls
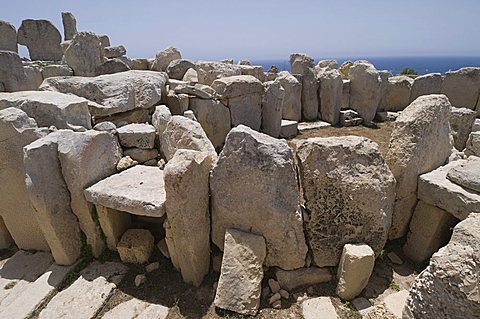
(2, 0), (479, 60)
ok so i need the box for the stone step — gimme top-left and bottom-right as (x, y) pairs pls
(102, 297), (169, 319)
(38, 261), (128, 319)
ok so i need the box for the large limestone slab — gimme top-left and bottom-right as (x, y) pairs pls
(446, 156), (480, 192)
(102, 298), (169, 319)
(211, 125), (307, 270)
(227, 93), (263, 130)
(404, 213), (480, 319)
(0, 21), (17, 52)
(275, 267), (332, 291)
(160, 115), (217, 161)
(57, 130), (122, 257)
(61, 12), (77, 41)
(0, 108), (49, 251)
(85, 165), (166, 217)
(386, 94), (452, 239)
(117, 123), (156, 149)
(151, 46), (181, 72)
(409, 73), (442, 103)
(196, 61), (242, 85)
(0, 51), (31, 92)
(290, 53), (318, 120)
(24, 131), (82, 265)
(0, 91), (92, 129)
(349, 61), (382, 122)
(164, 150), (213, 286)
(64, 32), (104, 76)
(386, 76), (413, 111)
(449, 106), (476, 151)
(296, 136), (395, 266)
(418, 159), (480, 220)
(261, 80), (284, 137)
(214, 229), (266, 316)
(277, 71), (302, 121)
(39, 261), (128, 319)
(211, 75), (264, 99)
(40, 70), (167, 117)
(17, 19), (62, 61)
(317, 68), (343, 125)
(441, 67), (480, 111)
(189, 98), (231, 150)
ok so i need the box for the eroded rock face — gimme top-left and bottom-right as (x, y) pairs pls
(167, 59), (195, 80)
(0, 21), (17, 52)
(40, 70), (167, 117)
(296, 136), (395, 267)
(349, 61), (382, 122)
(404, 213), (480, 319)
(164, 150), (213, 287)
(214, 228), (266, 316)
(151, 46), (181, 72)
(441, 67), (480, 111)
(386, 95), (452, 239)
(465, 131), (480, 157)
(386, 75), (413, 111)
(17, 19), (63, 61)
(61, 12), (77, 41)
(64, 32), (104, 76)
(290, 53), (318, 121)
(0, 51), (31, 92)
(211, 125), (307, 270)
(277, 71), (302, 121)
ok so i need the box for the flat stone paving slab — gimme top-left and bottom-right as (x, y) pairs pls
(102, 297), (169, 319)
(298, 120), (331, 132)
(84, 165), (166, 217)
(418, 159), (480, 220)
(39, 261), (128, 319)
(302, 297), (339, 319)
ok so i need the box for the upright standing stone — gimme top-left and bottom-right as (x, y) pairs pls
(24, 131), (82, 265)
(151, 104), (172, 137)
(0, 108), (49, 251)
(211, 126), (307, 270)
(376, 70), (389, 112)
(386, 95), (452, 239)
(151, 46), (181, 72)
(277, 71), (302, 121)
(410, 73), (442, 103)
(404, 213), (480, 319)
(0, 21), (17, 52)
(296, 136), (395, 266)
(317, 68), (343, 125)
(290, 53), (318, 121)
(349, 61), (382, 122)
(64, 32), (104, 76)
(449, 107), (476, 151)
(386, 75), (414, 111)
(0, 51), (30, 92)
(214, 229), (266, 316)
(61, 12), (77, 41)
(164, 150), (213, 287)
(17, 19), (63, 61)
(261, 80), (284, 138)
(441, 67), (480, 111)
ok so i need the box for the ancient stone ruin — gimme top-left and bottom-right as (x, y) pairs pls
(0, 12), (479, 319)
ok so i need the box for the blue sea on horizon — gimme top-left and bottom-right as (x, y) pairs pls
(251, 56), (480, 75)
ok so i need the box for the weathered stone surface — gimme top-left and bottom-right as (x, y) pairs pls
(349, 61), (382, 122)
(0, 91), (92, 129)
(129, 58), (149, 70)
(123, 148), (158, 163)
(167, 59), (195, 80)
(99, 35), (110, 48)
(85, 165), (166, 217)
(227, 93), (263, 130)
(384, 290), (409, 319)
(403, 200), (458, 263)
(447, 156), (480, 192)
(290, 53), (318, 120)
(450, 106), (476, 150)
(93, 121), (116, 134)
(174, 83), (213, 99)
(96, 58), (130, 75)
(418, 159), (480, 220)
(261, 80), (284, 137)
(102, 298), (169, 319)
(160, 116), (217, 161)
(409, 73), (442, 103)
(23, 65), (43, 90)
(96, 205), (131, 250)
(58, 130), (121, 257)
(275, 267), (332, 291)
(441, 67), (480, 111)
(64, 32), (104, 76)
(0, 108), (49, 251)
(182, 68), (198, 83)
(151, 104), (172, 138)
(0, 51), (30, 92)
(214, 229), (266, 316)
(280, 119), (298, 139)
(386, 94), (452, 239)
(297, 136), (395, 266)
(165, 90), (189, 115)
(196, 61), (242, 85)
(404, 213), (480, 319)
(341, 79), (350, 109)
(318, 69), (343, 124)
(0, 217), (13, 249)
(41, 64), (74, 78)
(151, 46), (181, 72)
(24, 131), (82, 265)
(465, 131), (480, 157)
(117, 229), (154, 264)
(211, 75), (264, 99)
(41, 70), (167, 117)
(0, 21), (17, 52)
(317, 59), (338, 70)
(377, 70), (389, 112)
(61, 12), (77, 41)
(336, 244), (375, 300)
(164, 150), (213, 286)
(386, 76), (413, 111)
(116, 156), (137, 171)
(297, 120), (331, 131)
(303, 297), (339, 319)
(211, 126), (307, 269)
(39, 261), (127, 319)
(339, 60), (353, 79)
(117, 123), (156, 149)
(277, 71), (302, 121)
(17, 19), (62, 61)
(238, 64), (265, 82)
(189, 98), (231, 150)
(104, 45), (126, 58)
